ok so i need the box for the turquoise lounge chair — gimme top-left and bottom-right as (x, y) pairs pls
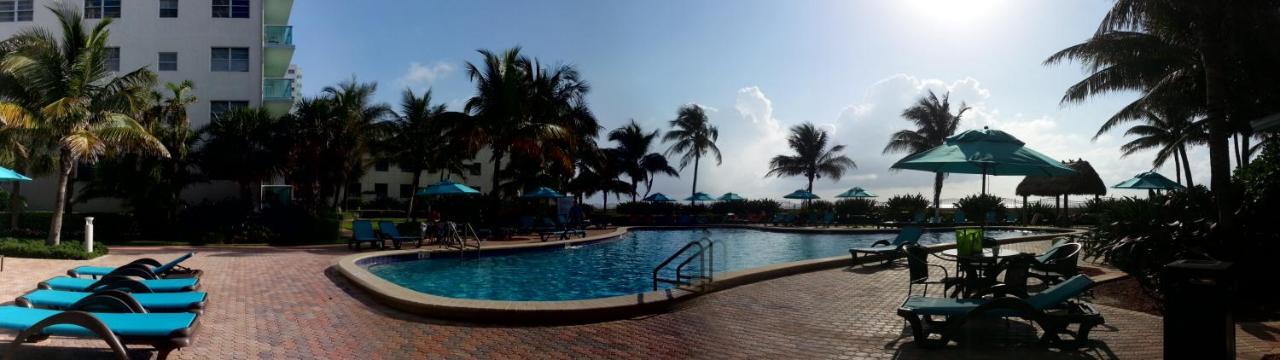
(377, 221), (421, 249)
(39, 276), (199, 293)
(68, 252), (200, 279)
(0, 302), (198, 360)
(18, 290), (208, 313)
(952, 210), (968, 225)
(848, 226), (925, 266)
(349, 220), (381, 250)
(897, 275), (1104, 349)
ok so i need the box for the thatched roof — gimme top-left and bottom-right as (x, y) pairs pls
(1015, 159), (1107, 197)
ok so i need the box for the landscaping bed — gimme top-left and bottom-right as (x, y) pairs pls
(0, 237), (109, 260)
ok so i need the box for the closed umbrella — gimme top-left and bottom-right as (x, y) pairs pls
(835, 187), (876, 198)
(718, 192), (746, 201)
(0, 166), (32, 182)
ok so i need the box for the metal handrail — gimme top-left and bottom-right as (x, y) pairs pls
(652, 240), (705, 290)
(652, 237), (719, 291)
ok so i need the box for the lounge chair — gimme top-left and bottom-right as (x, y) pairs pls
(39, 276), (199, 293)
(984, 211), (997, 225)
(68, 252), (200, 279)
(1030, 242), (1082, 284)
(378, 221), (421, 249)
(952, 211), (968, 225)
(349, 220), (381, 250)
(0, 299), (199, 360)
(1005, 213), (1020, 225)
(848, 226), (925, 266)
(897, 274), (1104, 349)
(819, 212), (836, 227)
(18, 289), (208, 313)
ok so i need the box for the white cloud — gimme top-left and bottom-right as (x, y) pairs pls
(397, 61), (455, 87)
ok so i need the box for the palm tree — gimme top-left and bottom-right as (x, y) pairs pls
(378, 89), (471, 219)
(640, 153), (678, 199)
(1118, 107), (1205, 188)
(0, 3), (168, 245)
(322, 78), (392, 210)
(883, 90), (969, 219)
(279, 97), (345, 212)
(608, 120), (661, 202)
(766, 123), (857, 200)
(198, 107), (286, 206)
(663, 105), (721, 204)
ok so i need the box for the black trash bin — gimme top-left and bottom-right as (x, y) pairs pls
(1162, 260), (1234, 360)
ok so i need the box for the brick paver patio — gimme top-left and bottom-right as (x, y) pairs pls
(0, 239), (1276, 359)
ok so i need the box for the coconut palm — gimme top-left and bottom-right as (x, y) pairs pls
(1119, 106), (1205, 188)
(378, 89), (472, 219)
(640, 153), (678, 199)
(322, 78), (392, 210)
(608, 120), (662, 202)
(766, 123), (857, 197)
(0, 3), (168, 245)
(198, 106), (286, 206)
(883, 90), (968, 219)
(663, 105), (720, 204)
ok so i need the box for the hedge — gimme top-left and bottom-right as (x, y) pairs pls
(0, 238), (109, 260)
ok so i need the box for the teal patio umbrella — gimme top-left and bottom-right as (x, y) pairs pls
(520, 187), (566, 199)
(835, 187), (876, 198)
(718, 192), (746, 201)
(685, 192), (715, 202)
(643, 193), (675, 202)
(783, 189), (820, 200)
(0, 166), (32, 182)
(1113, 171), (1185, 191)
(416, 180), (480, 197)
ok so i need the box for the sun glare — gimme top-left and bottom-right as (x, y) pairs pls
(903, 0), (1006, 25)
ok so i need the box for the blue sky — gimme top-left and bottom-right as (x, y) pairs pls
(291, 0), (1201, 206)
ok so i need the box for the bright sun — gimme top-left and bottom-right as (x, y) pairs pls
(902, 0), (1005, 25)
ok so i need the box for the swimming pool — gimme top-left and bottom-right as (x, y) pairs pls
(366, 228), (1055, 301)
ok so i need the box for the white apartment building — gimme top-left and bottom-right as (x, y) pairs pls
(350, 153), (496, 208)
(1, 0), (297, 211)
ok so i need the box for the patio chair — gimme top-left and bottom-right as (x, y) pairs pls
(1030, 242), (1082, 284)
(975, 254), (1037, 299)
(378, 221), (421, 249)
(68, 253), (200, 279)
(897, 275), (1104, 350)
(18, 289), (208, 314)
(0, 298), (199, 360)
(848, 226), (925, 266)
(349, 220), (381, 251)
(903, 244), (962, 298)
(38, 276), (199, 293)
(952, 211), (968, 225)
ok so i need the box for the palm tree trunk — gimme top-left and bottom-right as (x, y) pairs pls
(631, 179), (639, 203)
(932, 172), (944, 220)
(690, 154), (700, 206)
(407, 170), (422, 221)
(489, 152), (504, 226)
(47, 153), (74, 246)
(1232, 134), (1242, 169)
(1179, 145), (1195, 188)
(1173, 151), (1183, 185)
(9, 180), (22, 230)
(1241, 131), (1252, 167)
(806, 174), (815, 208)
(1199, 26), (1237, 230)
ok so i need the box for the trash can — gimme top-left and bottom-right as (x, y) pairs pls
(1162, 260), (1234, 360)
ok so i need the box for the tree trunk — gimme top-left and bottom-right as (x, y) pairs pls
(806, 174), (815, 208)
(1241, 130), (1252, 167)
(690, 154), (699, 206)
(931, 172), (944, 220)
(1233, 134), (1242, 170)
(631, 179), (639, 203)
(1179, 145), (1195, 188)
(47, 153), (75, 246)
(489, 152), (504, 226)
(1198, 21), (1237, 230)
(1173, 151), (1183, 185)
(407, 170), (422, 222)
(9, 180), (22, 230)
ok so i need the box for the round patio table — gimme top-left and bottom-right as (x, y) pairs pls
(939, 248), (1024, 258)
(938, 248), (1026, 298)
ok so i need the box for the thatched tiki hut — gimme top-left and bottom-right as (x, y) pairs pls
(1015, 159), (1107, 223)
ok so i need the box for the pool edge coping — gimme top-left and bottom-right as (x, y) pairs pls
(333, 226), (1089, 324)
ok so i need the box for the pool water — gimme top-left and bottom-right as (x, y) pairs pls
(367, 228), (1050, 301)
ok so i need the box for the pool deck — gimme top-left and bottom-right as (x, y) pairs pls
(0, 238), (1276, 358)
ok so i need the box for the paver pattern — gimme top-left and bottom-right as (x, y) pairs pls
(0, 239), (1275, 359)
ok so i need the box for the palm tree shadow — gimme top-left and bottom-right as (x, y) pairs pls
(887, 318), (1120, 360)
(1241, 322), (1280, 342)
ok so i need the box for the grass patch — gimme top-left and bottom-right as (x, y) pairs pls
(0, 237), (109, 260)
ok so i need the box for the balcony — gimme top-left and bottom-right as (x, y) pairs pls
(263, 25), (295, 77)
(263, 78), (295, 117)
(263, 0), (293, 25)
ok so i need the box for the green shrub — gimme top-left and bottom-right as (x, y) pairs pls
(835, 198), (878, 218)
(1019, 200), (1057, 225)
(953, 194), (1007, 222)
(0, 238), (109, 260)
(883, 193), (929, 221)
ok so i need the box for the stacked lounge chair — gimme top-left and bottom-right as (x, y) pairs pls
(848, 226), (925, 267)
(3, 253), (207, 359)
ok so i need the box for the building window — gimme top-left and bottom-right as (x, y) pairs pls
(0, 1), (34, 22)
(375, 160), (389, 172)
(84, 0), (121, 19)
(158, 52), (177, 71)
(468, 163), (482, 176)
(159, 0), (178, 17)
(104, 47), (120, 72)
(210, 47), (249, 72)
(212, 0), (249, 18)
(374, 183), (388, 199)
(210, 100), (248, 120)
(399, 184), (413, 199)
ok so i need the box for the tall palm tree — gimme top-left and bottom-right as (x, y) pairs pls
(608, 120), (660, 202)
(378, 89), (471, 219)
(663, 105), (720, 204)
(322, 78), (391, 210)
(1118, 107), (1205, 188)
(640, 152), (678, 199)
(198, 107), (286, 206)
(279, 97), (345, 212)
(0, 3), (168, 245)
(883, 90), (969, 219)
(766, 123), (857, 199)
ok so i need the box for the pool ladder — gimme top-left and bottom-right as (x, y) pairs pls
(652, 237), (720, 291)
(444, 222), (482, 257)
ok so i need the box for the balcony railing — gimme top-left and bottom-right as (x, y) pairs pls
(264, 25), (294, 47)
(263, 78), (295, 101)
